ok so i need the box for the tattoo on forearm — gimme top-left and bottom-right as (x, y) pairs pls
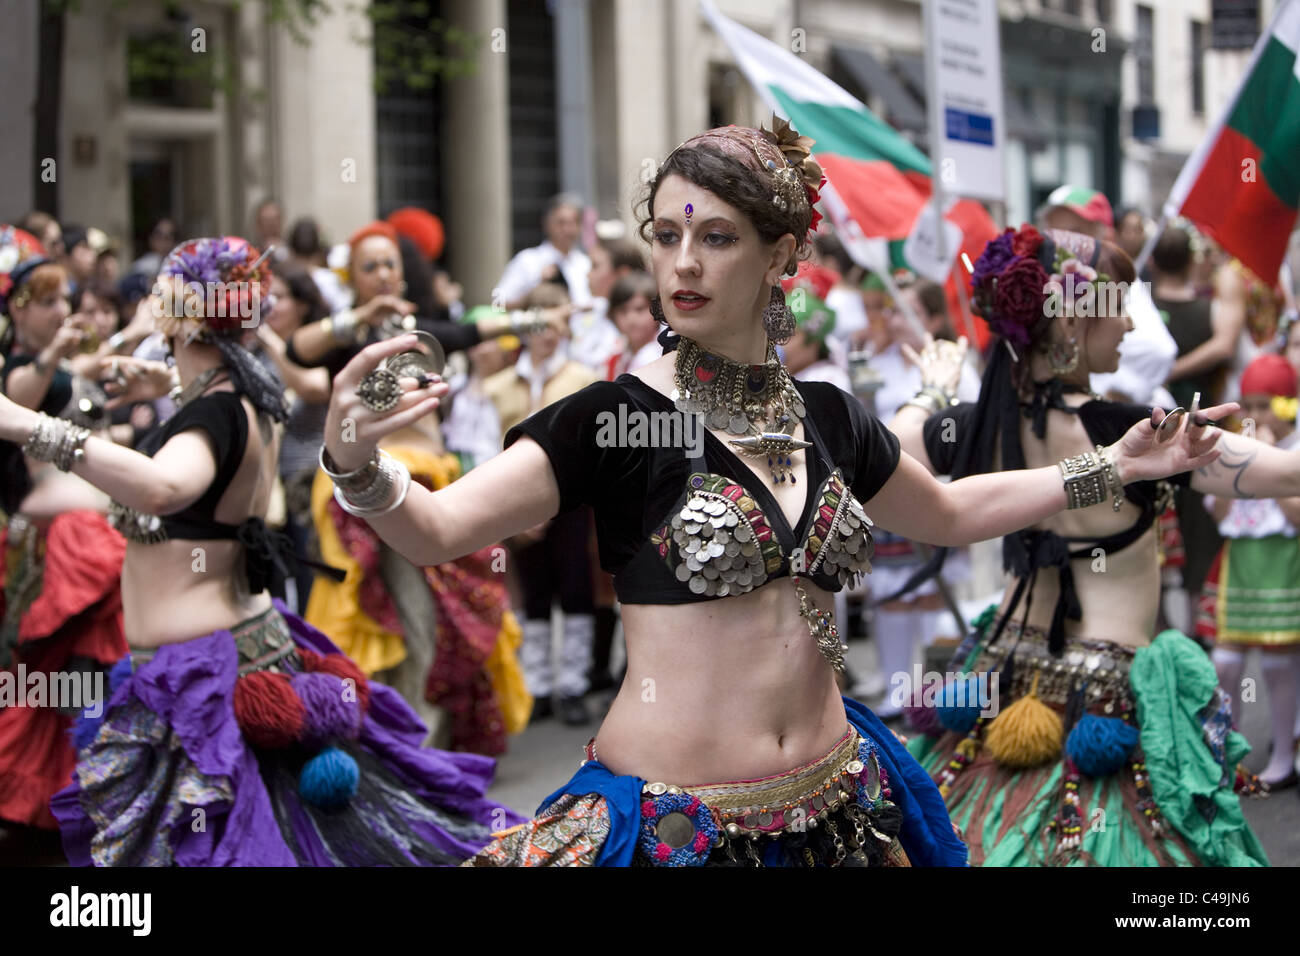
(1195, 435), (1257, 498)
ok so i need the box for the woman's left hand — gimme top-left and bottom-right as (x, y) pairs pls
(1108, 402), (1240, 484)
(100, 356), (175, 409)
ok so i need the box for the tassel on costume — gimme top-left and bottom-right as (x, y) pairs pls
(985, 672), (1062, 768)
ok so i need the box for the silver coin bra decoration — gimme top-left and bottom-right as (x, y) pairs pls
(669, 491), (769, 599)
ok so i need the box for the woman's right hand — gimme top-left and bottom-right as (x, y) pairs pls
(324, 334), (449, 471)
(901, 333), (968, 394)
(355, 294), (416, 329)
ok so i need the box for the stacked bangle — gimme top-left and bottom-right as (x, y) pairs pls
(320, 446), (411, 517)
(23, 413), (91, 472)
(327, 310), (365, 345)
(508, 308), (550, 335)
(903, 384), (957, 416)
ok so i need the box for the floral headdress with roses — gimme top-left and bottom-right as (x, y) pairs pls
(969, 225), (1110, 353)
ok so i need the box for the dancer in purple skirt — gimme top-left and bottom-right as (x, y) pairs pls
(0, 236), (518, 865)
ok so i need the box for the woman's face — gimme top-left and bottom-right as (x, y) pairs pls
(266, 275), (308, 337)
(13, 273), (71, 351)
(588, 244), (615, 299)
(80, 290), (119, 339)
(612, 293), (657, 351)
(649, 175), (789, 347)
(350, 236), (403, 305)
(1077, 292), (1133, 375)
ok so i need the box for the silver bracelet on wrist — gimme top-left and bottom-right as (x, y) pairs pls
(23, 413), (91, 472)
(320, 445), (381, 493)
(1058, 449), (1110, 509)
(332, 452), (411, 517)
(1097, 445), (1126, 512)
(508, 308), (547, 335)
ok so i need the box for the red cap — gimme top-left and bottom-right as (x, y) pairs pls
(386, 207), (445, 261)
(1240, 353), (1298, 399)
(780, 262), (839, 300)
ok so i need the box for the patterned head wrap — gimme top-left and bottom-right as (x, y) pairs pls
(156, 236), (287, 422)
(668, 116), (827, 239)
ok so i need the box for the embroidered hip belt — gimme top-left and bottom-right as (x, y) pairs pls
(131, 605), (296, 677)
(974, 619), (1136, 713)
(589, 728), (906, 866)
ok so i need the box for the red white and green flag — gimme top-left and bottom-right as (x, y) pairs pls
(1165, 0), (1300, 284)
(701, 0), (998, 346)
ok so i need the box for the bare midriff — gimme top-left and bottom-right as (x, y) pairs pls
(595, 576), (849, 785)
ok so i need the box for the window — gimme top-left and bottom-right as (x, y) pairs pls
(1136, 5), (1155, 105)
(1191, 20), (1206, 116)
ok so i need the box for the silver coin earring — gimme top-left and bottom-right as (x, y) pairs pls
(762, 285), (795, 344)
(1048, 336), (1080, 375)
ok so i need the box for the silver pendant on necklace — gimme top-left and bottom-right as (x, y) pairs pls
(729, 432), (813, 484)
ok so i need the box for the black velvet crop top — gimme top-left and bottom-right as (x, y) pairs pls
(109, 391), (250, 543)
(108, 390), (343, 593)
(503, 374), (901, 605)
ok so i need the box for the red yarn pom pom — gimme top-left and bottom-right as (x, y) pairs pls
(298, 648), (371, 714)
(233, 671), (305, 749)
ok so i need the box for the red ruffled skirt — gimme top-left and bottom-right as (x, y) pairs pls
(0, 512), (126, 828)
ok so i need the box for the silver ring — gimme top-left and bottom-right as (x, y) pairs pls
(357, 367), (402, 413)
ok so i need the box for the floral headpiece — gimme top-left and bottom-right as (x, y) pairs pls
(157, 236), (275, 338)
(668, 116), (827, 239)
(969, 225), (1110, 351)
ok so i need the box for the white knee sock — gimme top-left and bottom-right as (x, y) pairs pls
(520, 618), (555, 698)
(557, 614), (595, 698)
(1260, 651), (1300, 782)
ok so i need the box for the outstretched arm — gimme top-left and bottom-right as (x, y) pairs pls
(1191, 430), (1300, 500)
(320, 334), (561, 567)
(868, 405), (1228, 547)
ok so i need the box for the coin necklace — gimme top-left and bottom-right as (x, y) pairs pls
(670, 337), (811, 483)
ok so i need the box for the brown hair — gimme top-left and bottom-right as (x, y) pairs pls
(609, 271), (657, 316)
(636, 144), (811, 276)
(597, 237), (645, 273)
(524, 282), (570, 310)
(15, 262), (67, 308)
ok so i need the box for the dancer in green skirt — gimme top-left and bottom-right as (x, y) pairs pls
(889, 224), (1289, 866)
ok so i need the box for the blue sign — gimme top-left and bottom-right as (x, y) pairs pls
(945, 108), (994, 146)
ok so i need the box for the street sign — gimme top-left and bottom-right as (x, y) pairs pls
(925, 0), (1006, 202)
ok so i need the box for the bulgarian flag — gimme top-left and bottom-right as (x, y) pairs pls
(700, 0), (998, 347)
(1165, 0), (1300, 284)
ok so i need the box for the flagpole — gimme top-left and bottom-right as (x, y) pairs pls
(1131, 212), (1168, 277)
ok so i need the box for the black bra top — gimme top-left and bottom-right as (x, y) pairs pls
(504, 374), (901, 604)
(109, 389), (344, 593)
(123, 390), (251, 541)
(921, 389), (1190, 653)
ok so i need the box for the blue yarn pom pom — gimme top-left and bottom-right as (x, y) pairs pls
(298, 746), (359, 810)
(107, 655), (134, 694)
(1066, 714), (1139, 777)
(936, 675), (983, 733)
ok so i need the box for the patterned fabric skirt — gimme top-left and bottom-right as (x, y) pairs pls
(0, 511), (126, 828)
(906, 619), (1269, 867)
(465, 696), (968, 867)
(51, 600), (522, 866)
